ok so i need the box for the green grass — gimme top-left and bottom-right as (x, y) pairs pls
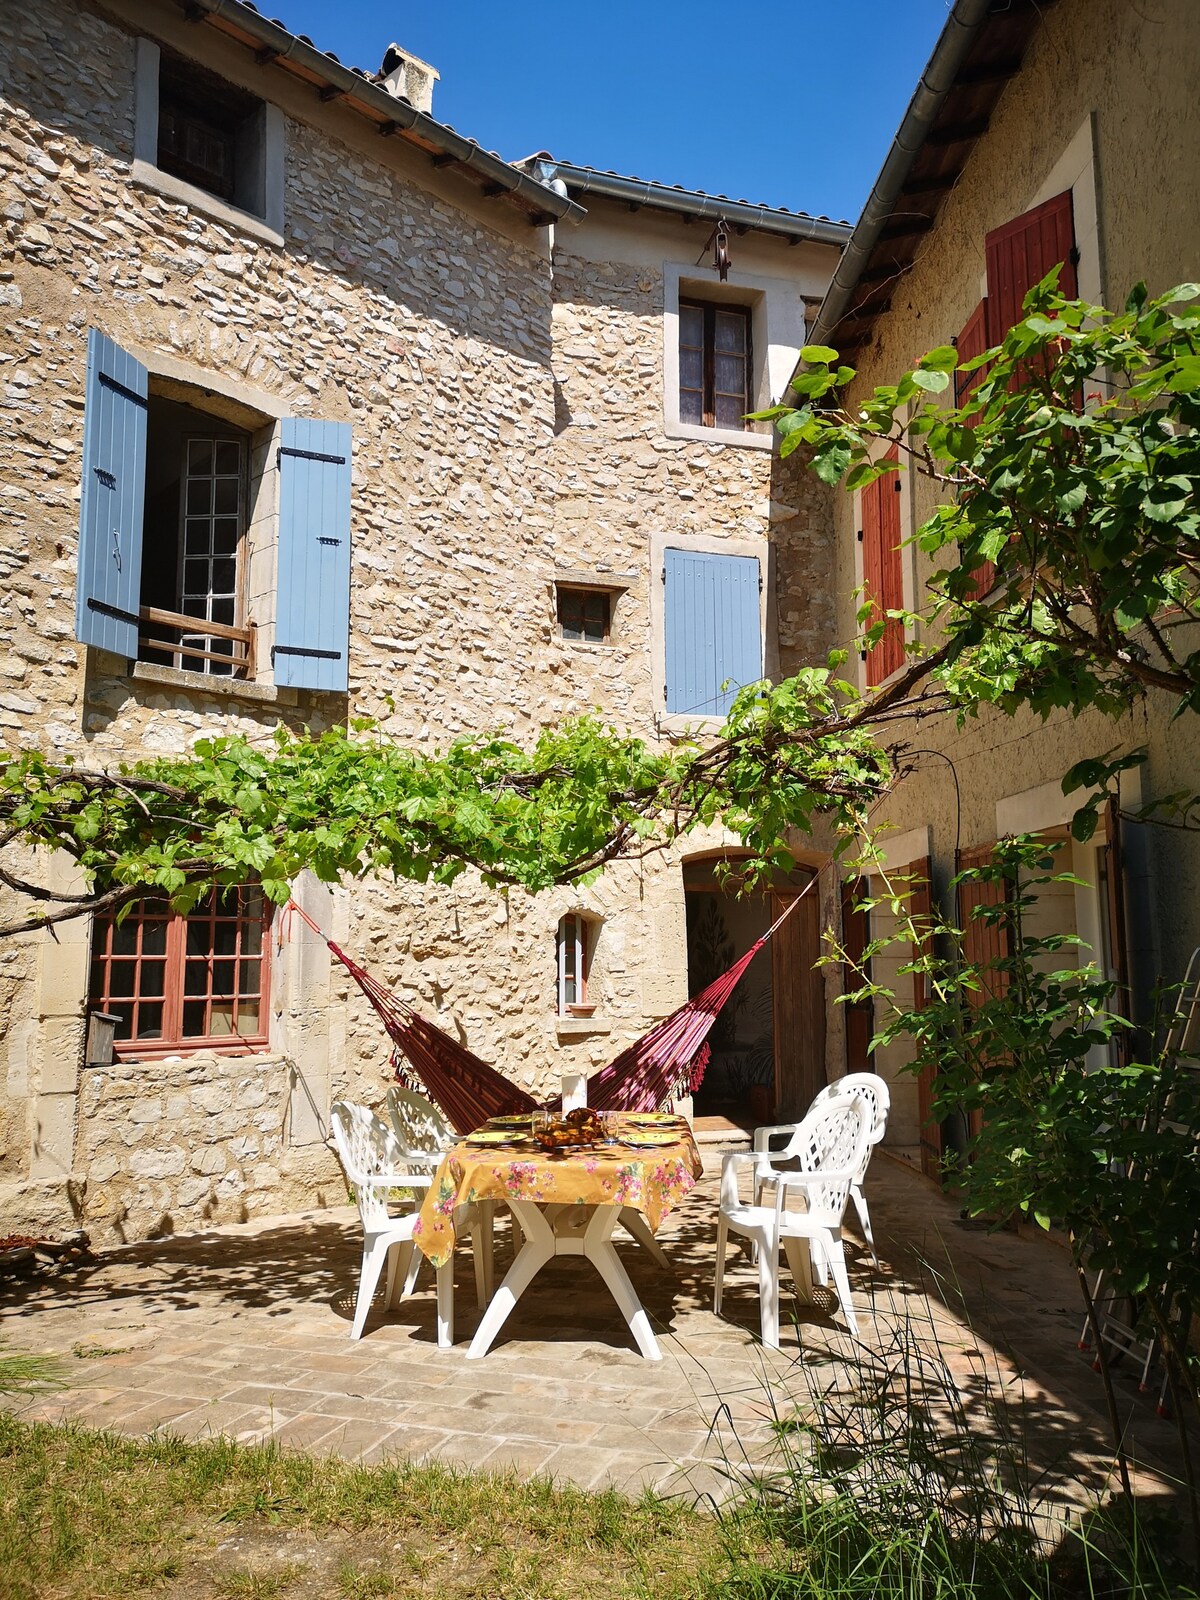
(0, 1345), (64, 1395)
(1, 1291), (1195, 1600)
(0, 1414), (750, 1599)
(702, 1284), (1200, 1600)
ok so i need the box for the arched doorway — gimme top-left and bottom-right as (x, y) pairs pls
(684, 855), (826, 1127)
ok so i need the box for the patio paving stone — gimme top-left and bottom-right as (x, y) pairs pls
(1, 1153), (1190, 1513)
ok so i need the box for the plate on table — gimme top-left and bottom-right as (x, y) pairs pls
(487, 1114), (533, 1129)
(464, 1129), (523, 1147)
(621, 1129), (681, 1149)
(626, 1113), (682, 1127)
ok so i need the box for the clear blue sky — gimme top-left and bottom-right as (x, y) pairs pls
(269, 1), (950, 223)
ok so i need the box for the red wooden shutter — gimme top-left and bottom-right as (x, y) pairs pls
(862, 446), (904, 687)
(841, 877), (872, 1075)
(956, 842), (1011, 1139)
(906, 857), (942, 1180)
(985, 189), (1077, 345)
(955, 298), (996, 596)
(954, 298), (990, 411)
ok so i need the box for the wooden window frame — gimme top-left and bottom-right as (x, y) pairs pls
(678, 298), (753, 431)
(138, 398), (254, 679)
(556, 912), (592, 1014)
(556, 585), (612, 645)
(89, 887), (272, 1060)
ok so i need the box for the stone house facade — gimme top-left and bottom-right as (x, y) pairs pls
(811, 0), (1200, 1172)
(0, 0), (848, 1238)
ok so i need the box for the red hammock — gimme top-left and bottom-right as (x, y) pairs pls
(284, 882), (814, 1132)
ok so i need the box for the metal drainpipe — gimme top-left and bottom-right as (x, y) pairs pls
(809, 0), (996, 349)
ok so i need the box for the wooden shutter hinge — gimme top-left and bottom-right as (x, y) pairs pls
(856, 529), (863, 542)
(277, 446), (348, 468)
(97, 371), (147, 408)
(86, 597), (140, 627)
(274, 645), (343, 661)
(1070, 244), (1081, 266)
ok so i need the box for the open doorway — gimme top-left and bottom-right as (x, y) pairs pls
(684, 855), (826, 1128)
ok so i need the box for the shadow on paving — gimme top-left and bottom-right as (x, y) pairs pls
(0, 1157), (1192, 1521)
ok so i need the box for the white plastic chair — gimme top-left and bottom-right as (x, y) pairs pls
(329, 1099), (452, 1344)
(754, 1072), (890, 1265)
(385, 1084), (456, 1162)
(385, 1084), (503, 1288)
(715, 1092), (871, 1347)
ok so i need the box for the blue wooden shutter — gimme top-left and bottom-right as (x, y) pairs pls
(664, 548), (761, 716)
(75, 329), (148, 657)
(274, 417), (352, 692)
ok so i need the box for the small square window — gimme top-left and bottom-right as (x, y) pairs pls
(156, 48), (268, 218)
(557, 587), (611, 644)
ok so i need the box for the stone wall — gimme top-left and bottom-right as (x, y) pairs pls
(0, 0), (841, 1239)
(75, 1052), (339, 1241)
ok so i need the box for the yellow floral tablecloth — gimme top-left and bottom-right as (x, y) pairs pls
(413, 1118), (704, 1269)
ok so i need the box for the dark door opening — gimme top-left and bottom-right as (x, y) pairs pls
(684, 857), (826, 1125)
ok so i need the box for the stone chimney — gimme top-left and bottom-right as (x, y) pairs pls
(378, 44), (439, 116)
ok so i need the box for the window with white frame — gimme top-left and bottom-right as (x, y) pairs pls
(556, 913), (593, 1014)
(662, 263), (810, 451)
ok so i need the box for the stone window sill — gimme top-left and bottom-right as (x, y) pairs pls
(131, 660), (299, 707)
(131, 158), (284, 248)
(655, 711), (725, 736)
(101, 1044), (277, 1065)
(555, 1016), (613, 1038)
(663, 419), (774, 451)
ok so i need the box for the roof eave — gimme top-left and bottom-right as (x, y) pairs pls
(809, 0), (1051, 354)
(529, 160), (851, 246)
(184, 0), (583, 226)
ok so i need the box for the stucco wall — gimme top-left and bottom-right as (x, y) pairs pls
(826, 0), (1200, 1086)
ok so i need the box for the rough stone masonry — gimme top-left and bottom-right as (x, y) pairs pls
(0, 0), (840, 1241)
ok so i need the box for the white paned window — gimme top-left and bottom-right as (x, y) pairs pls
(556, 913), (590, 1013)
(180, 436), (244, 675)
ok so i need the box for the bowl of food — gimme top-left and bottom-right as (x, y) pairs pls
(532, 1107), (607, 1154)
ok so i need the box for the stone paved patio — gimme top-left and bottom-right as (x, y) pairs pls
(0, 1154), (1187, 1512)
